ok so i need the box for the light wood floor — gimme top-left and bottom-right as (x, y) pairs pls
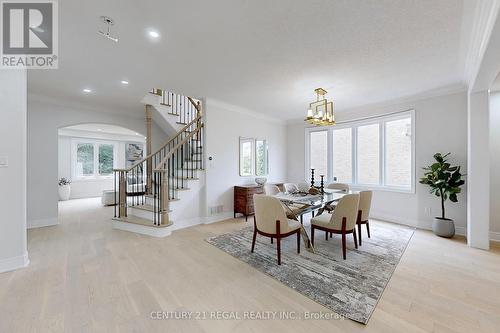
(1, 198), (499, 333)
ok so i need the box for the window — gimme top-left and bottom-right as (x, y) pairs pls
(305, 110), (415, 192)
(99, 144), (114, 175)
(309, 130), (328, 179)
(73, 140), (116, 179)
(357, 124), (380, 185)
(385, 117), (412, 187)
(255, 139), (269, 176)
(76, 143), (94, 176)
(332, 128), (352, 183)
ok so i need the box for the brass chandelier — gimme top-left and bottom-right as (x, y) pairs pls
(305, 88), (335, 126)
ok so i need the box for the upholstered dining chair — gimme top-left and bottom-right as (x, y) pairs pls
(297, 182), (310, 192)
(264, 184), (281, 195)
(326, 182), (350, 193)
(264, 184), (304, 223)
(252, 194), (302, 265)
(283, 183), (299, 193)
(310, 193), (360, 260)
(356, 191), (373, 245)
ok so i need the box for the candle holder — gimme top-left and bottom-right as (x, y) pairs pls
(310, 168), (315, 188)
(320, 175), (324, 193)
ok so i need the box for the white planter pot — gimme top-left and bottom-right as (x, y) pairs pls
(58, 184), (71, 201)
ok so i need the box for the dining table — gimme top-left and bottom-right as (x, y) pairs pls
(272, 189), (351, 253)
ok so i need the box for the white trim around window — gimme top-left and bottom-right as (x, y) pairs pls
(305, 109), (416, 193)
(71, 139), (118, 181)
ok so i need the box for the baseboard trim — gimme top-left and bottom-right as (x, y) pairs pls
(27, 217), (58, 229)
(112, 220), (173, 238)
(0, 252), (29, 274)
(490, 231), (500, 242)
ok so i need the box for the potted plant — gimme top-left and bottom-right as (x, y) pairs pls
(58, 177), (72, 201)
(419, 153), (465, 238)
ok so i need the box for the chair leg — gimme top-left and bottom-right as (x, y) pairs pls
(271, 237), (273, 244)
(325, 231), (328, 241)
(366, 221), (371, 238)
(330, 232), (332, 238)
(297, 230), (300, 254)
(251, 228), (257, 253)
(358, 223), (362, 246)
(300, 215), (303, 224)
(277, 236), (281, 265)
(353, 229), (358, 249)
(341, 232), (347, 260)
(312, 211), (315, 217)
(311, 226), (315, 247)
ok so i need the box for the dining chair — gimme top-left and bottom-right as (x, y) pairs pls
(264, 184), (304, 223)
(252, 194), (302, 265)
(356, 191), (373, 245)
(297, 182), (310, 192)
(310, 193), (360, 260)
(283, 183), (299, 193)
(264, 184), (281, 195)
(326, 182), (350, 193)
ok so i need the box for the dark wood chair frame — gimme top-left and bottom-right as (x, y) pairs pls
(356, 210), (370, 245)
(311, 217), (358, 260)
(251, 217), (300, 265)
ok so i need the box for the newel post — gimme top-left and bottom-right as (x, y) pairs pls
(160, 171), (170, 225)
(118, 170), (127, 217)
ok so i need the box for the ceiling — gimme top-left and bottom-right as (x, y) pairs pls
(28, 0), (475, 120)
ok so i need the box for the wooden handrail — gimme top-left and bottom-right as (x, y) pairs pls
(187, 97), (201, 112)
(154, 124), (204, 171)
(113, 114), (203, 172)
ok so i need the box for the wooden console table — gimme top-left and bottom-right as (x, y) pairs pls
(234, 183), (284, 221)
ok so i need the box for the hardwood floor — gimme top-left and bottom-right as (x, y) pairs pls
(1, 197), (499, 332)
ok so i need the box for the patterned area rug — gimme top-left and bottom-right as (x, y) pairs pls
(206, 221), (414, 324)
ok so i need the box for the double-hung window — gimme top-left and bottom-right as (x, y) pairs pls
(306, 110), (415, 192)
(73, 140), (117, 179)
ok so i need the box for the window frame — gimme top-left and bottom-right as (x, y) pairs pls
(71, 139), (118, 181)
(304, 109), (415, 193)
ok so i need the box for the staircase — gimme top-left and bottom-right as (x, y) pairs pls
(112, 89), (204, 236)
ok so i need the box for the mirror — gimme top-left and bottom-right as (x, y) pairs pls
(239, 137), (269, 176)
(239, 138), (255, 176)
(255, 139), (268, 176)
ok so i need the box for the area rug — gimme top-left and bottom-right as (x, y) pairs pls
(206, 221), (414, 324)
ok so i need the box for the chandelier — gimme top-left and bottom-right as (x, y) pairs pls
(305, 88), (335, 126)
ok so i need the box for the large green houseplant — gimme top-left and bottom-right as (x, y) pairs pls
(419, 153), (465, 237)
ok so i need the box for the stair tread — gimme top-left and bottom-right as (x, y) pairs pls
(113, 215), (171, 228)
(129, 204), (172, 213)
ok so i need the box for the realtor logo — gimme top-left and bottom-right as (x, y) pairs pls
(1, 0), (58, 69)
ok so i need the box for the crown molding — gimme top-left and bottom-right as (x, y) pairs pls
(463, 0), (500, 88)
(286, 83), (467, 125)
(28, 93), (144, 119)
(206, 98), (286, 125)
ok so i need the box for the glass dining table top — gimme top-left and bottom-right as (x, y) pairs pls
(273, 189), (350, 210)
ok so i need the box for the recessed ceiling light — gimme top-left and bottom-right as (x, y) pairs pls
(135, 132), (139, 135)
(121, 80), (129, 85)
(83, 88), (92, 93)
(97, 128), (103, 131)
(148, 30), (160, 39)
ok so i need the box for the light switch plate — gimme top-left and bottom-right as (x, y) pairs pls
(0, 156), (8, 168)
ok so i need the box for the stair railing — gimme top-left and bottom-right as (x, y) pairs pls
(113, 94), (202, 225)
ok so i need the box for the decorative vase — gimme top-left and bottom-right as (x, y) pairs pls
(255, 177), (267, 185)
(432, 217), (455, 238)
(58, 184), (71, 201)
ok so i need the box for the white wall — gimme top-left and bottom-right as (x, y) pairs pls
(204, 99), (287, 218)
(287, 91), (469, 233)
(0, 70), (29, 273)
(58, 132), (145, 199)
(490, 92), (500, 236)
(27, 96), (167, 228)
